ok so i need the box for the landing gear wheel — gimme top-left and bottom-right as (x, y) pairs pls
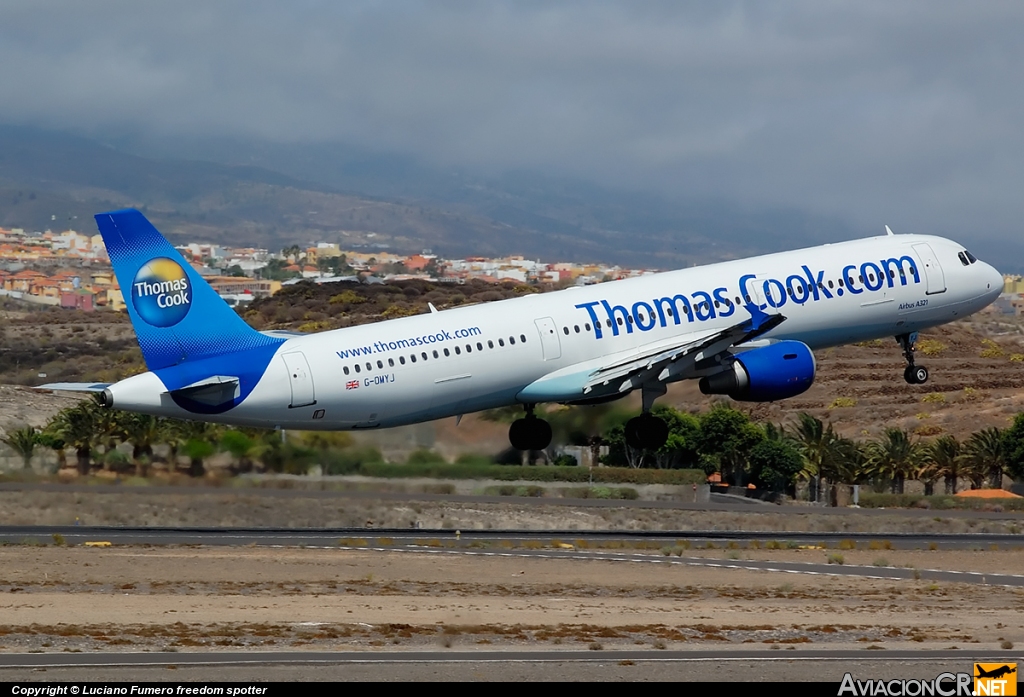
(625, 414), (669, 450)
(508, 416), (552, 451)
(897, 333), (928, 385)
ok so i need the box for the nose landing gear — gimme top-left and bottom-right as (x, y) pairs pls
(897, 333), (929, 385)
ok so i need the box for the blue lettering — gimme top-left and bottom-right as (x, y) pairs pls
(802, 265), (832, 301)
(575, 301), (604, 339)
(738, 274), (766, 309)
(881, 256), (919, 287)
(713, 287), (735, 317)
(654, 295), (692, 326)
(861, 262), (884, 291)
(842, 265), (863, 295)
(692, 290), (716, 321)
(601, 300), (633, 336)
(786, 274), (810, 304)
(764, 279), (787, 308)
(632, 301), (656, 331)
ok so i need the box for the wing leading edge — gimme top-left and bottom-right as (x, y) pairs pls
(517, 303), (786, 404)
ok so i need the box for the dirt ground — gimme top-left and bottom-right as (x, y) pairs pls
(0, 545), (1021, 654)
(2, 488), (1024, 533)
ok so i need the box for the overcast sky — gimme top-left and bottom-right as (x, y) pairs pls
(3, 1), (1023, 245)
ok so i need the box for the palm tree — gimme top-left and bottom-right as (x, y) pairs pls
(120, 413), (167, 476)
(789, 413), (858, 502)
(866, 428), (923, 494)
(928, 435), (963, 494)
(964, 428), (1006, 490)
(2, 426), (39, 470)
(50, 401), (100, 474)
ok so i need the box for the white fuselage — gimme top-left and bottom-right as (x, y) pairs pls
(108, 233), (1002, 429)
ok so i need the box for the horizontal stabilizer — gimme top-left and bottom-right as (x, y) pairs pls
(167, 375), (240, 407)
(36, 382), (111, 393)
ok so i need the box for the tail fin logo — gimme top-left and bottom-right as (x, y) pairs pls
(131, 257), (192, 327)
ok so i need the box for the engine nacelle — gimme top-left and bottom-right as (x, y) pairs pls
(698, 340), (815, 402)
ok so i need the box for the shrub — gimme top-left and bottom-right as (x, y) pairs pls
(921, 393), (946, 404)
(829, 397), (857, 409)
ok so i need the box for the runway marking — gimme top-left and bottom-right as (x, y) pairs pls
(324, 544), (1024, 587)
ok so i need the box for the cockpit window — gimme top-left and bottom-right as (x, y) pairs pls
(965, 250), (978, 264)
(958, 251), (970, 266)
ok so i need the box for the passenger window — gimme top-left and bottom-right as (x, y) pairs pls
(563, 326), (569, 335)
(444, 348), (450, 356)
(399, 356), (406, 365)
(585, 323), (591, 331)
(476, 342), (483, 351)
(410, 354), (416, 363)
(487, 341), (494, 349)
(498, 339), (505, 347)
(455, 346), (461, 354)
(433, 350), (439, 358)
(667, 308), (673, 318)
(617, 317), (623, 326)
(626, 315), (633, 325)
(520, 334), (526, 342)
(355, 364), (361, 373)
(422, 352), (428, 360)
(828, 280), (834, 289)
(377, 360), (383, 369)
(574, 325), (580, 333)
(343, 366), (350, 375)
(366, 362), (372, 371)
(466, 344), (472, 353)
(509, 337), (515, 345)
(388, 358), (395, 367)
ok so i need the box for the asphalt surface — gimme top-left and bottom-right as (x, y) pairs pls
(1, 651), (1021, 682)
(3, 524), (1023, 549)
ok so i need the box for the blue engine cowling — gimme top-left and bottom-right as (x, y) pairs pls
(698, 340), (815, 402)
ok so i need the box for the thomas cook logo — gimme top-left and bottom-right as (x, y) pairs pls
(131, 257), (192, 327)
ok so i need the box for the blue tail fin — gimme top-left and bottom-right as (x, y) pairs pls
(96, 209), (282, 372)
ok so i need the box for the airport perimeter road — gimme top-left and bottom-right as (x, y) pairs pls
(1, 650), (1021, 682)
(2, 481), (1023, 521)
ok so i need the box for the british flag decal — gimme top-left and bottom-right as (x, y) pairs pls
(346, 380), (359, 390)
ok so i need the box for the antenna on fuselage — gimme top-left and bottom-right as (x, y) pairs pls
(885, 225), (895, 236)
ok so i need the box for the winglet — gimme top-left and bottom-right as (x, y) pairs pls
(885, 225), (894, 236)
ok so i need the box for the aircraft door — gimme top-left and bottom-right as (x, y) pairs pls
(534, 317), (562, 360)
(281, 351), (316, 408)
(912, 243), (946, 295)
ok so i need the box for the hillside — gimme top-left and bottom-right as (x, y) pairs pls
(0, 126), (861, 268)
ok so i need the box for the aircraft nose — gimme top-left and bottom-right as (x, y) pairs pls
(982, 262), (1003, 299)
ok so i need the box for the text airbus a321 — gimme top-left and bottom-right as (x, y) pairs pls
(42, 210), (1002, 452)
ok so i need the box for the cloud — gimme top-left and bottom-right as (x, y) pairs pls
(2, 1), (1023, 243)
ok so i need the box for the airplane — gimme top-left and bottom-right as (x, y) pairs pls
(41, 209), (1002, 452)
(975, 665), (1016, 680)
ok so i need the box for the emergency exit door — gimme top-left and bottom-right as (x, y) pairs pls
(281, 351), (316, 407)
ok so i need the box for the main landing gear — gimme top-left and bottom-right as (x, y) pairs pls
(624, 384), (669, 451)
(509, 404), (552, 451)
(897, 333), (929, 385)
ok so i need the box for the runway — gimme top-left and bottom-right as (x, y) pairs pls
(2, 650), (1020, 683)
(2, 523), (1023, 549)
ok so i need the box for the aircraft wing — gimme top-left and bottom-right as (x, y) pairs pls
(518, 303), (785, 403)
(35, 382), (111, 393)
(584, 303), (784, 394)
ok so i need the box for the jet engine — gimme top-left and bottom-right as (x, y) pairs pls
(698, 340), (815, 402)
